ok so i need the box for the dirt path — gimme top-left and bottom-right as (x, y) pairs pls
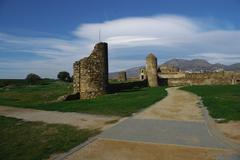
(0, 106), (119, 130)
(135, 87), (204, 121)
(216, 121), (240, 144)
(64, 138), (234, 160)
(61, 87), (239, 160)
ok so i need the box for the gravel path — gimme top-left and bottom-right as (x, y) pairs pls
(0, 106), (119, 130)
(135, 87), (204, 121)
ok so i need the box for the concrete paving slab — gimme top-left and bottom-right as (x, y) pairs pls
(99, 118), (228, 149)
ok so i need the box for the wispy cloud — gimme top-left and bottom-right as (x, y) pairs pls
(0, 33), (92, 78)
(0, 15), (240, 78)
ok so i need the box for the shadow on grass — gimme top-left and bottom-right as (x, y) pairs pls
(0, 79), (58, 88)
(108, 80), (148, 93)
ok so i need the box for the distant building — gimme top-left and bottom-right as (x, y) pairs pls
(214, 68), (224, 72)
(139, 68), (146, 80)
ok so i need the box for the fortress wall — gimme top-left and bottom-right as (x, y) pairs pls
(167, 78), (233, 86)
(161, 71), (240, 86)
(158, 72), (185, 79)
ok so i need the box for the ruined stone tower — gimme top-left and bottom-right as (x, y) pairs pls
(118, 71), (127, 82)
(73, 42), (108, 99)
(146, 53), (159, 87)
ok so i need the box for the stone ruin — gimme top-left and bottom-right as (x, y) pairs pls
(73, 42), (108, 99)
(118, 71), (127, 82)
(138, 54), (240, 86)
(71, 42), (240, 100)
(146, 53), (159, 87)
(159, 64), (180, 73)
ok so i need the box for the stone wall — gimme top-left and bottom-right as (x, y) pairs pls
(146, 53), (159, 87)
(158, 72), (185, 79)
(159, 64), (180, 73)
(167, 78), (231, 86)
(164, 71), (240, 86)
(73, 42), (108, 99)
(118, 71), (127, 82)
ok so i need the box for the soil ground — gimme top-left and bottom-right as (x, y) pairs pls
(135, 87), (203, 121)
(65, 138), (234, 160)
(216, 121), (240, 144)
(0, 106), (119, 130)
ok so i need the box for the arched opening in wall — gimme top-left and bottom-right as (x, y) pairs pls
(141, 75), (144, 80)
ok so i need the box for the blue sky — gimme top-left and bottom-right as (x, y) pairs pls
(0, 0), (240, 78)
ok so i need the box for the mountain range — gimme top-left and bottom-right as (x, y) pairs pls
(109, 59), (240, 79)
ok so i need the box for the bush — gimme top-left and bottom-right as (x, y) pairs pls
(25, 73), (41, 84)
(57, 71), (71, 82)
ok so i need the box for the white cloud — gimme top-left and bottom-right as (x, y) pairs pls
(0, 33), (93, 78)
(74, 15), (199, 39)
(73, 15), (200, 47)
(0, 14), (240, 78)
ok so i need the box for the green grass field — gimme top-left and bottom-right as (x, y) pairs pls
(181, 85), (240, 121)
(0, 80), (167, 116)
(0, 80), (72, 107)
(0, 79), (56, 87)
(0, 116), (97, 160)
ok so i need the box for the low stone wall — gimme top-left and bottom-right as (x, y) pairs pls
(159, 71), (240, 86)
(158, 72), (185, 79)
(167, 78), (233, 86)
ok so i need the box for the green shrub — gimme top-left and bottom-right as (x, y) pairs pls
(57, 71), (71, 82)
(25, 73), (41, 84)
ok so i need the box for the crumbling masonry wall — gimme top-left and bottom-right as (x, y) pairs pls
(73, 42), (108, 99)
(164, 71), (240, 86)
(146, 53), (159, 87)
(73, 61), (80, 93)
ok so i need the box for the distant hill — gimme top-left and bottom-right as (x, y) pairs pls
(226, 63), (240, 71)
(163, 59), (211, 71)
(109, 59), (240, 79)
(163, 59), (240, 72)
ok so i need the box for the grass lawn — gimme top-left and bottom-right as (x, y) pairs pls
(181, 85), (240, 121)
(0, 80), (72, 107)
(0, 116), (97, 160)
(0, 80), (167, 116)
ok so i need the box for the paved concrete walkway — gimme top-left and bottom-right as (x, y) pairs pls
(62, 87), (240, 160)
(99, 118), (227, 149)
